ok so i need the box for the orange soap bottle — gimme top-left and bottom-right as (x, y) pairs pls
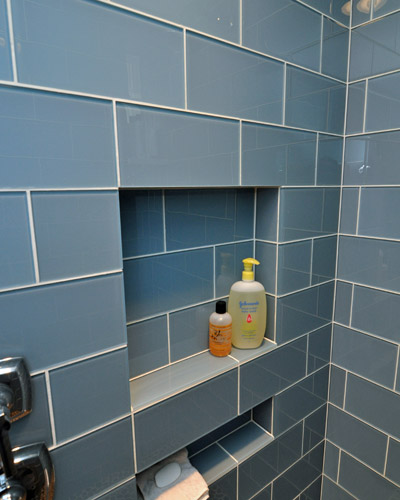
(209, 301), (232, 357)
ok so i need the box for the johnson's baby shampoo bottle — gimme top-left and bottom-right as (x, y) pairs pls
(228, 258), (267, 349)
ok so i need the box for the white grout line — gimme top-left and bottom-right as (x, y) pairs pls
(350, 8), (400, 29)
(131, 413), (138, 473)
(294, 0), (349, 27)
(257, 233), (336, 246)
(253, 188), (257, 258)
(340, 231), (400, 244)
(44, 371), (57, 446)
(394, 346), (400, 391)
(217, 442), (239, 465)
(112, 100), (121, 187)
(236, 465), (239, 500)
(0, 187), (118, 192)
(342, 370), (348, 408)
(362, 79), (368, 133)
(314, 133), (319, 185)
(349, 66), (400, 85)
(370, 0), (374, 21)
(319, 16), (324, 73)
(333, 320), (400, 348)
(183, 28), (188, 109)
(239, 0), (243, 45)
(237, 366), (240, 414)
(355, 187), (361, 235)
(309, 239), (314, 287)
(166, 312), (171, 364)
(91, 475), (136, 500)
(162, 190), (167, 252)
(337, 448), (342, 483)
(282, 63), (287, 125)
(349, 284), (355, 326)
(213, 246), (216, 298)
(277, 279), (335, 299)
(301, 418), (305, 455)
(26, 191), (40, 283)
(239, 120), (243, 185)
(5, 0), (18, 82)
(383, 435), (390, 476)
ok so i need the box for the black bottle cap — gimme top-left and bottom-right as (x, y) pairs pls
(216, 300), (226, 314)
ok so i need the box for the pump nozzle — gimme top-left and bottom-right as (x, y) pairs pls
(242, 258), (260, 281)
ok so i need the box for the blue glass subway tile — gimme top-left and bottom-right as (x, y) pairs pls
(299, 0), (350, 26)
(346, 82), (366, 135)
(127, 316), (169, 377)
(209, 469), (237, 498)
(115, 0), (239, 42)
(276, 282), (334, 344)
(117, 105), (239, 187)
(312, 236), (337, 285)
(169, 302), (214, 362)
(238, 423), (303, 499)
(324, 441), (340, 481)
(386, 438), (400, 486)
(344, 131), (400, 185)
(242, 123), (316, 187)
(243, 0), (321, 71)
(334, 280), (352, 325)
(273, 367), (328, 436)
(329, 365), (346, 408)
(191, 444), (236, 486)
(120, 190), (164, 258)
(252, 484), (272, 500)
(373, 0), (400, 18)
(316, 135), (343, 185)
(124, 248), (214, 322)
(0, 88), (117, 189)
(350, 13), (400, 80)
(0, 0), (12, 80)
(308, 324), (332, 374)
(339, 451), (400, 500)
(12, 0), (184, 106)
(9, 375), (52, 448)
(352, 0), (371, 26)
(253, 398), (273, 433)
(32, 191), (122, 281)
(322, 476), (355, 500)
(0, 193), (34, 289)
(240, 337), (307, 412)
(339, 189), (358, 234)
(50, 350), (130, 442)
(300, 475), (322, 500)
(216, 241), (254, 297)
(51, 418), (134, 500)
(256, 189), (279, 242)
(277, 240), (312, 295)
(272, 442), (324, 500)
(255, 241), (277, 295)
(266, 294), (276, 341)
(366, 72), (400, 132)
(322, 18), (349, 81)
(219, 421), (273, 462)
(134, 369), (238, 471)
(345, 373), (400, 439)
(279, 188), (340, 241)
(187, 32), (284, 123)
(303, 405), (326, 454)
(285, 67), (346, 134)
(98, 479), (137, 500)
(327, 404), (388, 473)
(165, 189), (254, 251)
(351, 285), (400, 343)
(0, 274), (126, 371)
(358, 187), (400, 239)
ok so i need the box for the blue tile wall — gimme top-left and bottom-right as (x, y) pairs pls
(300, 0), (349, 26)
(358, 187), (400, 239)
(316, 135), (343, 185)
(256, 188), (279, 242)
(328, 365), (346, 408)
(339, 189), (358, 234)
(372, 0), (400, 18)
(321, 476), (355, 500)
(334, 281), (352, 324)
(324, 441), (340, 481)
(366, 72), (400, 132)
(303, 405), (326, 454)
(98, 479), (137, 500)
(307, 324), (332, 374)
(346, 82), (365, 134)
(216, 241), (254, 296)
(321, 18), (349, 81)
(386, 438), (400, 486)
(0, 0), (12, 81)
(352, 0), (371, 26)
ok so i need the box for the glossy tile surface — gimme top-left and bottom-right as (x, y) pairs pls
(329, 365), (346, 408)
(285, 67), (346, 134)
(277, 240), (312, 295)
(127, 316), (168, 377)
(352, 0), (371, 26)
(115, 0), (239, 42)
(238, 423), (303, 499)
(0, 0), (12, 80)
(253, 398), (273, 433)
(339, 452), (400, 500)
(51, 418), (134, 500)
(332, 324), (397, 387)
(322, 18), (349, 81)
(32, 191), (122, 281)
(300, 475), (322, 500)
(242, 123), (316, 187)
(256, 188), (279, 242)
(327, 405), (387, 472)
(351, 285), (400, 343)
(117, 105), (239, 187)
(51, 350), (130, 442)
(252, 484), (272, 500)
(243, 0), (321, 71)
(346, 82), (366, 134)
(0, 275), (126, 371)
(124, 248), (213, 322)
(9, 375), (52, 448)
(279, 188), (340, 241)
(372, 0), (400, 18)
(345, 373), (400, 439)
(312, 236), (337, 285)
(358, 187), (400, 239)
(0, 193), (34, 289)
(324, 441), (340, 481)
(130, 351), (237, 412)
(240, 337), (307, 412)
(273, 366), (328, 436)
(303, 405), (326, 454)
(322, 477), (355, 500)
(276, 282), (334, 343)
(190, 444), (236, 485)
(12, 0), (184, 106)
(0, 88), (116, 189)
(165, 189), (253, 250)
(219, 422), (273, 462)
(308, 324), (331, 374)
(316, 135), (343, 185)
(120, 190), (164, 258)
(209, 469), (237, 499)
(334, 280), (352, 325)
(98, 479), (137, 500)
(216, 241), (254, 297)
(339, 189), (358, 234)
(169, 302), (213, 362)
(187, 33), (284, 123)
(134, 369), (237, 471)
(350, 12), (400, 80)
(300, 0), (349, 25)
(229, 337), (276, 364)
(386, 438), (400, 486)
(366, 72), (400, 131)
(344, 131), (400, 185)
(255, 241), (277, 294)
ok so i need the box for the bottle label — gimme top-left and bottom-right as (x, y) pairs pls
(238, 301), (259, 339)
(209, 322), (232, 355)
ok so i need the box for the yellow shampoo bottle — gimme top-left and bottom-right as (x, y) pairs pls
(228, 258), (267, 349)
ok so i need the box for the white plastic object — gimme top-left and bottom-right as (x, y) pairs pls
(155, 462), (181, 488)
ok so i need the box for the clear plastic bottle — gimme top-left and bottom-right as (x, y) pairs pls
(209, 301), (232, 357)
